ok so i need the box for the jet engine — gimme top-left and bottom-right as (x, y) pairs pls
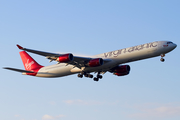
(112, 65), (130, 76)
(57, 53), (74, 63)
(87, 58), (104, 67)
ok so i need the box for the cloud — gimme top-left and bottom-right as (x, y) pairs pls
(50, 101), (56, 105)
(42, 115), (54, 120)
(128, 103), (180, 119)
(14, 114), (20, 117)
(42, 114), (65, 120)
(63, 99), (104, 105)
(56, 115), (66, 118)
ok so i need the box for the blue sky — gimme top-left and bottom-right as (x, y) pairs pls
(0, 0), (180, 120)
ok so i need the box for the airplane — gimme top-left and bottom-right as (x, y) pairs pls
(3, 41), (177, 81)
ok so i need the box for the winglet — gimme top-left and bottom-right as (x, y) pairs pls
(17, 44), (23, 49)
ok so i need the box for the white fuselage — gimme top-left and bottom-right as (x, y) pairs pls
(34, 41), (177, 77)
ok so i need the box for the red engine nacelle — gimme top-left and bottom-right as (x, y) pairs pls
(113, 65), (130, 76)
(57, 53), (74, 63)
(113, 72), (129, 76)
(87, 58), (104, 67)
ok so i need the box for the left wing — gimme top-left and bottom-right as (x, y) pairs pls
(17, 45), (110, 69)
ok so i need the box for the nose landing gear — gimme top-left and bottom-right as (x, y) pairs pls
(160, 54), (165, 62)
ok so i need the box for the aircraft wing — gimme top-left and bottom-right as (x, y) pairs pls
(17, 44), (91, 60)
(17, 45), (63, 57)
(17, 45), (109, 68)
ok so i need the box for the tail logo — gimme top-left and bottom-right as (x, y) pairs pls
(25, 59), (34, 70)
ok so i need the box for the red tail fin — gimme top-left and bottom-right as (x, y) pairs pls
(19, 51), (43, 71)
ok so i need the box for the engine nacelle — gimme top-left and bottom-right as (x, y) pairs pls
(112, 65), (130, 76)
(87, 58), (104, 67)
(113, 65), (130, 73)
(113, 72), (129, 76)
(57, 53), (73, 63)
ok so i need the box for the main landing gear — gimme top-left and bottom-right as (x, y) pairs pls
(160, 54), (165, 62)
(77, 71), (103, 82)
(77, 72), (93, 79)
(93, 72), (103, 81)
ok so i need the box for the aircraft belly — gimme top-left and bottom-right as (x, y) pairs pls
(36, 47), (161, 76)
(83, 61), (117, 72)
(36, 64), (74, 77)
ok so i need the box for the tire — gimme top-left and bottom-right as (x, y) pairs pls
(160, 58), (165, 62)
(97, 75), (102, 79)
(93, 77), (99, 81)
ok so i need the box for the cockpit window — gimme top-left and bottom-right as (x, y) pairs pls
(167, 42), (173, 44)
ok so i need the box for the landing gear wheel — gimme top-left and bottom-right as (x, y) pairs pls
(84, 74), (89, 77)
(160, 54), (165, 62)
(93, 77), (99, 81)
(88, 74), (93, 78)
(97, 75), (103, 79)
(78, 74), (83, 78)
(160, 58), (165, 62)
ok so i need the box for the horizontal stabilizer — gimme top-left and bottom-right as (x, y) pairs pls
(3, 67), (35, 73)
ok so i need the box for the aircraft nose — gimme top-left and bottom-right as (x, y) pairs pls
(173, 43), (177, 48)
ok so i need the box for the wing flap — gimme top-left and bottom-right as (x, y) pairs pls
(73, 56), (91, 62)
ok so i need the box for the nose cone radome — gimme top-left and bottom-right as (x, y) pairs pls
(171, 43), (177, 51)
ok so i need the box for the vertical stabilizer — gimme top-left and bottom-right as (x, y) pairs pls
(19, 51), (43, 71)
